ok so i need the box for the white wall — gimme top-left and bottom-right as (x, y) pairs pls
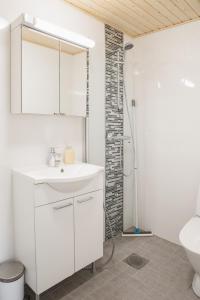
(0, 0), (105, 262)
(126, 21), (200, 244)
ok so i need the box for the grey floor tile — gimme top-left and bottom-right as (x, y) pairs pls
(90, 276), (150, 300)
(30, 235), (197, 300)
(59, 295), (75, 300)
(167, 287), (199, 300)
(62, 272), (91, 294)
(104, 260), (135, 276)
(40, 292), (53, 300)
(67, 269), (115, 299)
(49, 285), (68, 300)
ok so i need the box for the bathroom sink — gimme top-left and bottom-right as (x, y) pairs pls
(13, 163), (104, 185)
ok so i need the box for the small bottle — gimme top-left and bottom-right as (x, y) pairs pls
(48, 147), (56, 167)
(64, 146), (75, 164)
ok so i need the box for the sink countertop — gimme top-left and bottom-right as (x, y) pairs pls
(13, 162), (104, 184)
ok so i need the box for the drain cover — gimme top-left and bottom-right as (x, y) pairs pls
(124, 253), (149, 270)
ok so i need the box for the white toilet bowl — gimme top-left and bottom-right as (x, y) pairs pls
(180, 216), (200, 297)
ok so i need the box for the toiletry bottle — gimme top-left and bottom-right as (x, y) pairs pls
(48, 147), (56, 167)
(64, 146), (75, 164)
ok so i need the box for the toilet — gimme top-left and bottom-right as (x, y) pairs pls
(179, 187), (200, 297)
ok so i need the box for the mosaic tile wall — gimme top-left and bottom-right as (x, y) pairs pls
(105, 24), (124, 239)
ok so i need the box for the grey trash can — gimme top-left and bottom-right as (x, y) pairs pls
(0, 261), (25, 300)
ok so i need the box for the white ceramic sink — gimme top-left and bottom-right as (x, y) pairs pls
(13, 163), (104, 184)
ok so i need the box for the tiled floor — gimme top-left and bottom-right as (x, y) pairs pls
(28, 235), (199, 300)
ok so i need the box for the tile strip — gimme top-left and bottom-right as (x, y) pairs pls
(105, 24), (124, 239)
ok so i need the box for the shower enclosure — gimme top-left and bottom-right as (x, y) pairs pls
(122, 42), (152, 236)
(105, 25), (151, 239)
(122, 44), (138, 235)
(106, 39), (138, 235)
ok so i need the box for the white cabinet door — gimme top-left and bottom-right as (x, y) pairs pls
(60, 44), (87, 117)
(35, 198), (74, 294)
(74, 191), (103, 272)
(22, 27), (59, 114)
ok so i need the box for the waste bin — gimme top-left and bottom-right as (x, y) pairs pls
(0, 261), (24, 300)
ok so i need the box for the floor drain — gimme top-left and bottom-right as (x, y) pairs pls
(124, 253), (149, 270)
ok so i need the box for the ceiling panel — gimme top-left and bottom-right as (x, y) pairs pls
(65, 0), (200, 37)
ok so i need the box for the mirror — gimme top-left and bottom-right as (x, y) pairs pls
(60, 41), (87, 117)
(21, 27), (60, 114)
(11, 25), (88, 116)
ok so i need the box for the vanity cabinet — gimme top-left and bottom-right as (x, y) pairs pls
(13, 169), (103, 296)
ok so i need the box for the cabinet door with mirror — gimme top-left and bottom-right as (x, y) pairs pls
(22, 27), (60, 114)
(60, 41), (87, 117)
(11, 26), (88, 117)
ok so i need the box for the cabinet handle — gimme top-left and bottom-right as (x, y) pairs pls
(77, 196), (93, 204)
(53, 203), (73, 210)
(53, 112), (65, 116)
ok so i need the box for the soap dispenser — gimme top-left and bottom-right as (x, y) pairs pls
(64, 146), (75, 164)
(48, 147), (56, 167)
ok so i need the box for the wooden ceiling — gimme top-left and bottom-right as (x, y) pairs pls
(65, 0), (200, 37)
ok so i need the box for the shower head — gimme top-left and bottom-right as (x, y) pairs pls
(124, 42), (134, 51)
(106, 42), (134, 56)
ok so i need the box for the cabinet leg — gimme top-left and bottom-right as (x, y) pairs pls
(91, 262), (96, 274)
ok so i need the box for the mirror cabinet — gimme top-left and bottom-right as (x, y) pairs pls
(11, 26), (88, 117)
